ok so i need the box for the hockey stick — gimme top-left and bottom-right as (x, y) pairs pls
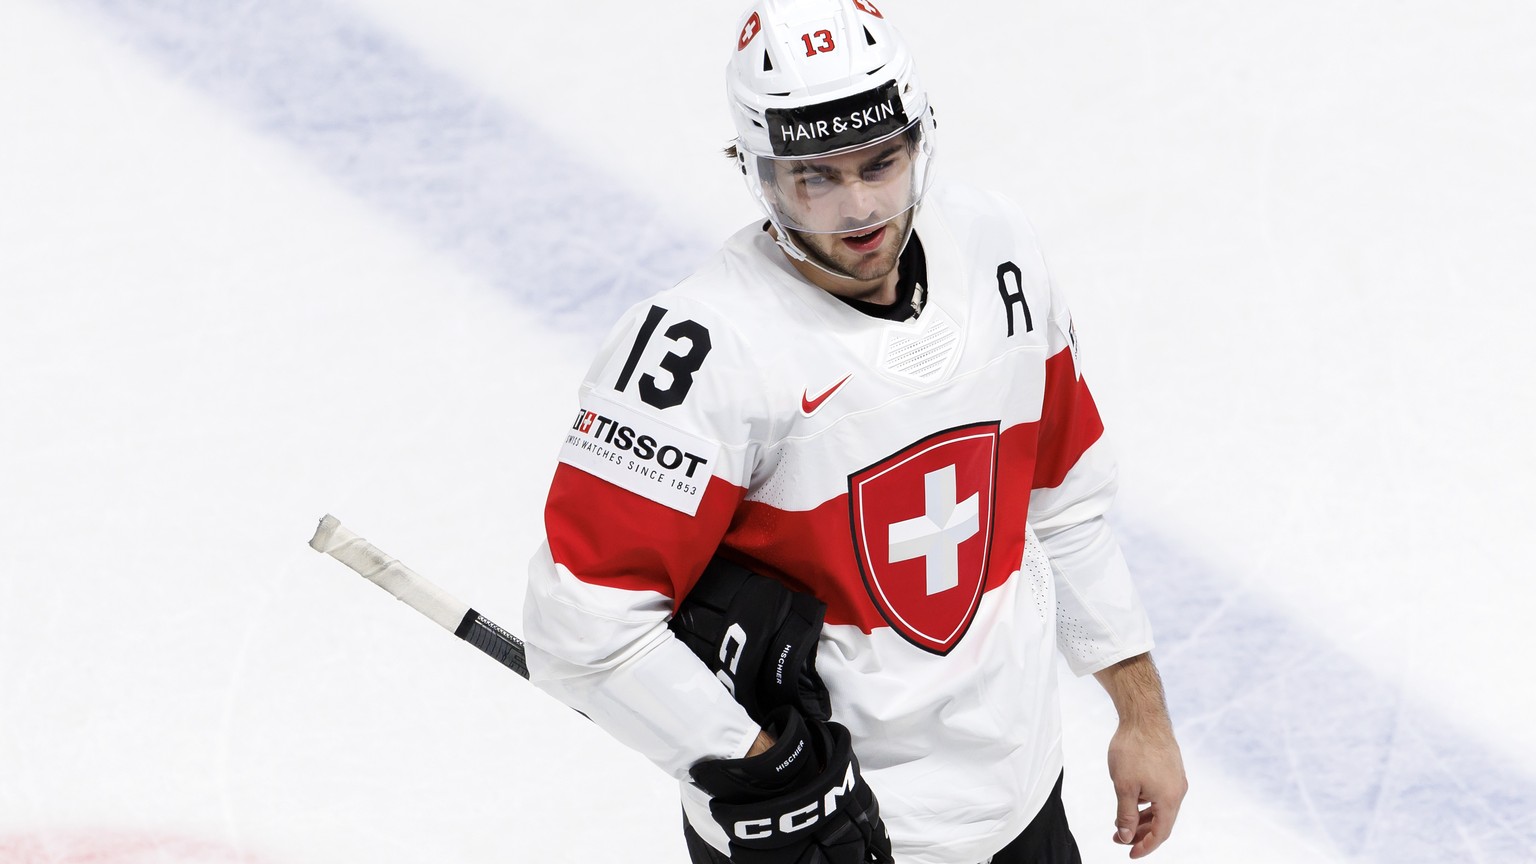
(308, 514), (528, 678)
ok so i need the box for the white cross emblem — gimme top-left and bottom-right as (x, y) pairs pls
(887, 464), (980, 595)
(739, 14), (761, 50)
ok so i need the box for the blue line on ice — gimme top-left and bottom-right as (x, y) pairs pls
(1120, 521), (1536, 861)
(71, 0), (709, 330)
(73, 1), (1536, 861)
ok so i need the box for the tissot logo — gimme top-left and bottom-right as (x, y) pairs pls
(559, 393), (720, 516)
(569, 408), (710, 479)
(848, 423), (999, 654)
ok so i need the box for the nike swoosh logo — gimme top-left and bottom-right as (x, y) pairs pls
(801, 374), (852, 416)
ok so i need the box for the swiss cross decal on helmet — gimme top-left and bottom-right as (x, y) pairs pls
(726, 0), (937, 252)
(738, 12), (762, 51)
(852, 0), (884, 18)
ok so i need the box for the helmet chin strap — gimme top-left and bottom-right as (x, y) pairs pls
(770, 222), (841, 279)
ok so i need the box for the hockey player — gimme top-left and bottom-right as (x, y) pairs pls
(523, 1), (1187, 862)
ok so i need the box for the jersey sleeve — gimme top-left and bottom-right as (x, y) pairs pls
(1019, 227), (1156, 677)
(522, 292), (773, 779)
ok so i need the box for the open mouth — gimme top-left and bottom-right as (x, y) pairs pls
(841, 225), (887, 253)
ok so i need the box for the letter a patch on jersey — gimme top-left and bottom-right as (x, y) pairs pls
(847, 423), (999, 654)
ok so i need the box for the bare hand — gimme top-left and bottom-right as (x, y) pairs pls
(1106, 720), (1187, 858)
(1093, 654), (1188, 858)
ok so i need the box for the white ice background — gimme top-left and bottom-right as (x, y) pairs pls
(2, 1), (1534, 862)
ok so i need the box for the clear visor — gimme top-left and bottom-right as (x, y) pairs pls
(741, 112), (935, 235)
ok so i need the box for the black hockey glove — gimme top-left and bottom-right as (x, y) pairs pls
(690, 706), (893, 864)
(670, 558), (831, 724)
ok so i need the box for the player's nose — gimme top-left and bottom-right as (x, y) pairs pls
(838, 181), (881, 224)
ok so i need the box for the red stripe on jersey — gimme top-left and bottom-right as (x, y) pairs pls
(548, 352), (1100, 635)
(544, 463), (745, 604)
(1031, 347), (1104, 490)
(721, 423), (1039, 631)
(721, 497), (886, 633)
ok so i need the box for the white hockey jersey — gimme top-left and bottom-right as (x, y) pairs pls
(523, 183), (1154, 864)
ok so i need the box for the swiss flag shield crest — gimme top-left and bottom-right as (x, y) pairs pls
(848, 423), (1000, 655)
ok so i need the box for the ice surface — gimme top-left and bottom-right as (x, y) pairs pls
(3, 0), (1534, 862)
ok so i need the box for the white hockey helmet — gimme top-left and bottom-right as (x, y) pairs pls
(726, 0), (936, 242)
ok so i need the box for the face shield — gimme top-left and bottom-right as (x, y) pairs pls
(739, 110), (937, 236)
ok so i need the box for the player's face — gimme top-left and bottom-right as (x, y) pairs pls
(770, 140), (916, 235)
(770, 140), (916, 286)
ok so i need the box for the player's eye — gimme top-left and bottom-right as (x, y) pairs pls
(796, 172), (837, 197)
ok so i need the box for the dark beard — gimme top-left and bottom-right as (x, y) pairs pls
(786, 227), (861, 280)
(786, 212), (911, 284)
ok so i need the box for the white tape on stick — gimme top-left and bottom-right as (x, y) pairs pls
(309, 514), (469, 634)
